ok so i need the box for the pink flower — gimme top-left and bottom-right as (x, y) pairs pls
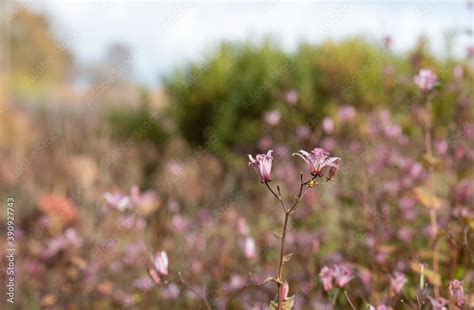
(453, 65), (463, 80)
(248, 150), (273, 183)
(264, 110), (281, 126)
(389, 272), (407, 294)
(429, 297), (449, 310)
(333, 265), (353, 288)
(241, 237), (257, 259)
(337, 105), (356, 122)
(322, 117), (334, 134)
(296, 126), (311, 140)
(449, 279), (465, 307)
(285, 90), (299, 105)
(292, 147), (340, 180)
(148, 250), (168, 284)
(383, 35), (392, 49)
(319, 266), (334, 291)
(414, 69), (438, 92)
(467, 45), (474, 58)
(103, 192), (131, 211)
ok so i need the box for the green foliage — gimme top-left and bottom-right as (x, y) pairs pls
(164, 38), (467, 153)
(106, 89), (168, 149)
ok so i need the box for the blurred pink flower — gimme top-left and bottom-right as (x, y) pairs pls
(285, 90), (299, 105)
(319, 266), (334, 291)
(264, 110), (281, 126)
(435, 140), (448, 156)
(429, 297), (449, 310)
(103, 192), (131, 211)
(248, 150), (273, 183)
(292, 147), (340, 180)
(237, 217), (250, 236)
(389, 272), (407, 294)
(337, 105), (356, 122)
(161, 283), (180, 300)
(242, 236), (257, 259)
(130, 185), (158, 210)
(333, 265), (353, 288)
(414, 69), (438, 92)
(453, 65), (463, 80)
(449, 279), (465, 307)
(259, 136), (273, 150)
(397, 227), (413, 243)
(467, 45), (474, 58)
(383, 35), (392, 49)
(296, 126), (311, 140)
(322, 117), (334, 134)
(148, 250), (168, 284)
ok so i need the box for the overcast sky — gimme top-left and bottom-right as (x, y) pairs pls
(27, 1), (473, 86)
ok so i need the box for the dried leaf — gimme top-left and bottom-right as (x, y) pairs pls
(413, 187), (441, 209)
(410, 261), (441, 287)
(283, 253), (293, 263)
(273, 231), (282, 239)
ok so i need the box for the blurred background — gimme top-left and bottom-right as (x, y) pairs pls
(0, 0), (473, 309)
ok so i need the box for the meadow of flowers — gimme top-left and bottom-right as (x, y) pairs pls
(0, 7), (473, 310)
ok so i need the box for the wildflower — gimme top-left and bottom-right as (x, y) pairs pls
(333, 265), (353, 288)
(428, 297), (449, 310)
(414, 69), (438, 92)
(322, 117), (334, 134)
(319, 266), (334, 291)
(264, 110), (281, 126)
(296, 126), (311, 140)
(389, 272), (407, 294)
(242, 237), (257, 259)
(337, 105), (356, 122)
(285, 90), (299, 105)
(449, 279), (465, 307)
(248, 150), (273, 183)
(292, 148), (340, 180)
(467, 45), (474, 58)
(383, 35), (392, 49)
(453, 65), (463, 80)
(148, 250), (168, 284)
(103, 192), (131, 211)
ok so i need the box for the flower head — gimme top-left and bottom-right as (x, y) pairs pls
(319, 266), (334, 291)
(264, 110), (281, 126)
(248, 150), (273, 183)
(333, 264), (353, 288)
(449, 279), (464, 307)
(414, 69), (438, 92)
(148, 250), (168, 284)
(293, 147), (340, 180)
(389, 272), (407, 295)
(285, 90), (299, 105)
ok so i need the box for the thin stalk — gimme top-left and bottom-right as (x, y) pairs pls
(424, 93), (440, 298)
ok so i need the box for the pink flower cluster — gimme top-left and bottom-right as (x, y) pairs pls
(414, 69), (438, 92)
(319, 264), (353, 291)
(249, 147), (341, 183)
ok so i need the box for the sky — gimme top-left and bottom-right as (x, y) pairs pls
(26, 1), (474, 86)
